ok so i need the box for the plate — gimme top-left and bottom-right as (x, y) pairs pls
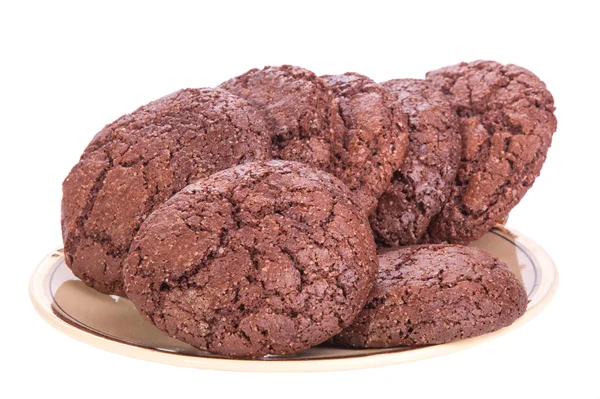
(29, 227), (557, 372)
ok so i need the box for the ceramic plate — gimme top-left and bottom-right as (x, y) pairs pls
(29, 227), (557, 372)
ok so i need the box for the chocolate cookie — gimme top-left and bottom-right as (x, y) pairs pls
(62, 88), (272, 296)
(370, 79), (461, 246)
(320, 73), (409, 213)
(219, 65), (345, 172)
(332, 245), (528, 348)
(426, 61), (557, 243)
(123, 160), (378, 358)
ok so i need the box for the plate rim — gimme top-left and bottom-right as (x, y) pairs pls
(29, 228), (558, 372)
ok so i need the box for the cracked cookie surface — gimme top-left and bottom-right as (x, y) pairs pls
(61, 88), (272, 296)
(123, 160), (378, 358)
(321, 73), (409, 214)
(219, 65), (345, 174)
(331, 245), (528, 348)
(425, 61), (557, 244)
(371, 79), (460, 246)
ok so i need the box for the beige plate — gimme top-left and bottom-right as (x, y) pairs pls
(30, 227), (557, 372)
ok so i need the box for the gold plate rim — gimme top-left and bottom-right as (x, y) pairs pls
(29, 228), (558, 372)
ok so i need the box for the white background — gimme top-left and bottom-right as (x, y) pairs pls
(1, 1), (598, 398)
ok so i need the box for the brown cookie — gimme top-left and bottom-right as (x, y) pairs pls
(331, 245), (528, 348)
(219, 65), (345, 172)
(320, 73), (409, 213)
(370, 79), (461, 246)
(123, 160), (378, 358)
(62, 88), (272, 296)
(426, 61), (557, 244)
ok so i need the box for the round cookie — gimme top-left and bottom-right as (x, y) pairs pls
(62, 88), (272, 296)
(331, 245), (528, 348)
(370, 79), (461, 246)
(219, 65), (345, 173)
(425, 60), (557, 244)
(123, 160), (378, 358)
(320, 73), (409, 214)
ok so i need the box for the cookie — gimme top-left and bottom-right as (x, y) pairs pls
(332, 245), (528, 348)
(123, 160), (378, 358)
(219, 65), (345, 172)
(62, 88), (272, 296)
(370, 79), (461, 246)
(426, 61), (557, 243)
(320, 73), (409, 213)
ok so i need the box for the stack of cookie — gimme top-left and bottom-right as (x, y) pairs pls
(62, 61), (556, 357)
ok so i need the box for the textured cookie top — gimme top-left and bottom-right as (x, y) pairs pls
(321, 73), (409, 214)
(426, 61), (557, 243)
(62, 88), (272, 296)
(371, 79), (460, 246)
(220, 65), (345, 172)
(123, 160), (378, 358)
(332, 245), (528, 347)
